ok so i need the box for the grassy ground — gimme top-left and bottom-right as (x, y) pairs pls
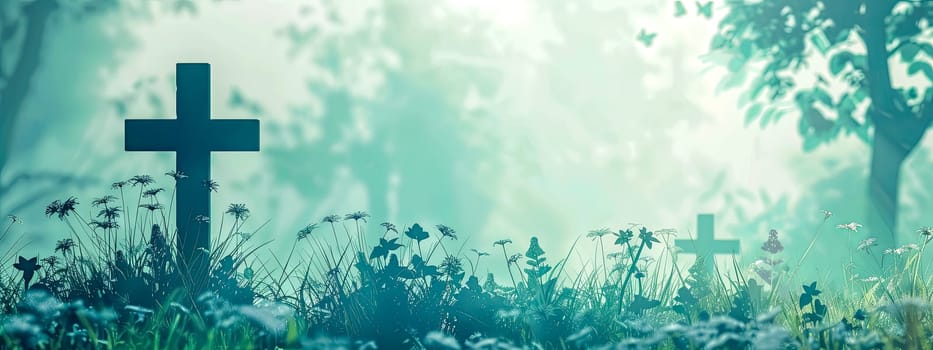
(1, 173), (932, 349)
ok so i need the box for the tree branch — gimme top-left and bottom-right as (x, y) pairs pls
(860, 0), (903, 121)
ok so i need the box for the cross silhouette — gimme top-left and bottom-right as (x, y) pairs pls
(675, 214), (739, 269)
(125, 63), (259, 285)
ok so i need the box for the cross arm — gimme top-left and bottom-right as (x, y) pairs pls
(204, 119), (260, 151)
(125, 119), (179, 151)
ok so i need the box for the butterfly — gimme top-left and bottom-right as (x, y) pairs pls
(13, 256), (41, 290)
(636, 29), (657, 48)
(696, 1), (713, 19)
(674, 0), (687, 17)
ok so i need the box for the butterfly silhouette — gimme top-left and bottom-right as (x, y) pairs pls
(674, 0), (687, 17)
(697, 1), (713, 19)
(13, 256), (41, 290)
(636, 29), (657, 48)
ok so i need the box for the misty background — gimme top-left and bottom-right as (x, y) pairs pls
(2, 0), (932, 283)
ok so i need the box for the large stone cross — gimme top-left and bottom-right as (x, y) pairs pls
(125, 63), (259, 285)
(675, 214), (739, 270)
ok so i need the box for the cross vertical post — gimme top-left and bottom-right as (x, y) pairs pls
(124, 63), (259, 292)
(675, 214), (740, 272)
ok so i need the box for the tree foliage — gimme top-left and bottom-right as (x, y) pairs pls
(709, 0), (933, 151)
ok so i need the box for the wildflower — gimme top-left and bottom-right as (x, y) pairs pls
(917, 226), (933, 241)
(91, 195), (117, 207)
(893, 243), (920, 255)
(857, 238), (877, 252)
(8, 215), (20, 224)
(638, 227), (661, 249)
(836, 221), (862, 232)
(369, 238), (403, 259)
(111, 180), (128, 190)
(437, 224), (458, 240)
(344, 211), (370, 222)
(165, 170), (188, 181)
(322, 214), (341, 224)
(90, 220), (119, 230)
(297, 224), (318, 240)
(493, 239), (512, 246)
(525, 237), (545, 259)
(225, 203), (250, 221)
(40, 256), (59, 270)
(13, 256), (41, 289)
(760, 229), (784, 254)
(380, 222), (397, 233)
(142, 188), (165, 198)
(195, 215), (210, 223)
(507, 253), (522, 264)
(821, 210), (833, 220)
(587, 228), (611, 239)
(405, 223), (430, 241)
(62, 196), (79, 214)
(55, 239), (76, 255)
(471, 249), (490, 257)
(129, 175), (155, 186)
(614, 229), (634, 245)
(139, 203), (163, 212)
(46, 197), (78, 220)
(98, 206), (122, 221)
(202, 179), (219, 192)
(440, 255), (464, 276)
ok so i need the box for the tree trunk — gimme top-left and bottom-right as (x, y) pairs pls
(0, 0), (57, 182)
(867, 127), (910, 249)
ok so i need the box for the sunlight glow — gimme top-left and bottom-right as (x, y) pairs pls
(446, 0), (531, 28)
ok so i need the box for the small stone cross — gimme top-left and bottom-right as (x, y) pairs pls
(675, 214), (739, 270)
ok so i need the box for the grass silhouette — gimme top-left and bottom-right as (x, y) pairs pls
(1, 174), (932, 349)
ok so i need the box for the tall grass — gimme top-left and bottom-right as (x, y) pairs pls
(0, 174), (932, 349)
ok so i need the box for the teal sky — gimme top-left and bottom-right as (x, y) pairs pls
(3, 0), (933, 282)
